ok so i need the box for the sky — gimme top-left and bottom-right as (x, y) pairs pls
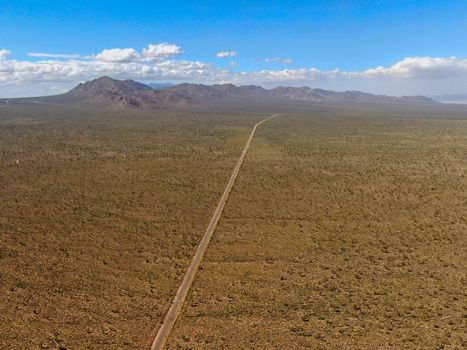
(1, 0), (467, 97)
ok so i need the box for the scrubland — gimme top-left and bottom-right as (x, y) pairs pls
(1, 103), (466, 349)
(0, 105), (260, 349)
(167, 111), (466, 349)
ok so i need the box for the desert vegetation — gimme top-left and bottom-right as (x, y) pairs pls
(0, 104), (265, 349)
(166, 110), (466, 349)
(0, 102), (466, 349)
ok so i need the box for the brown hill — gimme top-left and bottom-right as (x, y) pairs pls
(64, 76), (154, 108)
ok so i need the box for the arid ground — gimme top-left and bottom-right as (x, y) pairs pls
(1, 103), (466, 349)
(166, 109), (466, 349)
(0, 105), (260, 349)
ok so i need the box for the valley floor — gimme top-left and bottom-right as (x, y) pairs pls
(0, 106), (261, 349)
(166, 112), (466, 349)
(0, 103), (466, 349)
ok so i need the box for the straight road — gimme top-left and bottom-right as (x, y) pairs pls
(150, 113), (279, 350)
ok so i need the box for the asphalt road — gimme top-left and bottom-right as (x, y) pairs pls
(150, 114), (279, 350)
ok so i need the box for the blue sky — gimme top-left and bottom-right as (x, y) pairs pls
(1, 1), (467, 97)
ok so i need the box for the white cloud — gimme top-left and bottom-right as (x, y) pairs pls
(142, 43), (183, 60)
(229, 61), (238, 67)
(351, 56), (467, 79)
(216, 50), (237, 58)
(232, 68), (340, 84)
(28, 52), (83, 59)
(265, 57), (294, 64)
(93, 48), (140, 62)
(0, 53), (219, 87)
(0, 49), (11, 59)
(91, 43), (183, 63)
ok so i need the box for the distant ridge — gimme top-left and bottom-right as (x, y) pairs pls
(430, 94), (467, 104)
(269, 86), (435, 105)
(59, 76), (438, 109)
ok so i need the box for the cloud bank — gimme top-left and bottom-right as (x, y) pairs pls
(1, 43), (467, 97)
(353, 56), (467, 79)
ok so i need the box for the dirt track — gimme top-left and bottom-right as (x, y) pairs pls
(150, 114), (279, 350)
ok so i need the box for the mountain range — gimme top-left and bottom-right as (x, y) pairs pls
(48, 76), (438, 109)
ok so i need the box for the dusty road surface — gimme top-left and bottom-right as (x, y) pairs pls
(150, 114), (279, 350)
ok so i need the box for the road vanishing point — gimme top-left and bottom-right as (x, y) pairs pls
(150, 113), (279, 350)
